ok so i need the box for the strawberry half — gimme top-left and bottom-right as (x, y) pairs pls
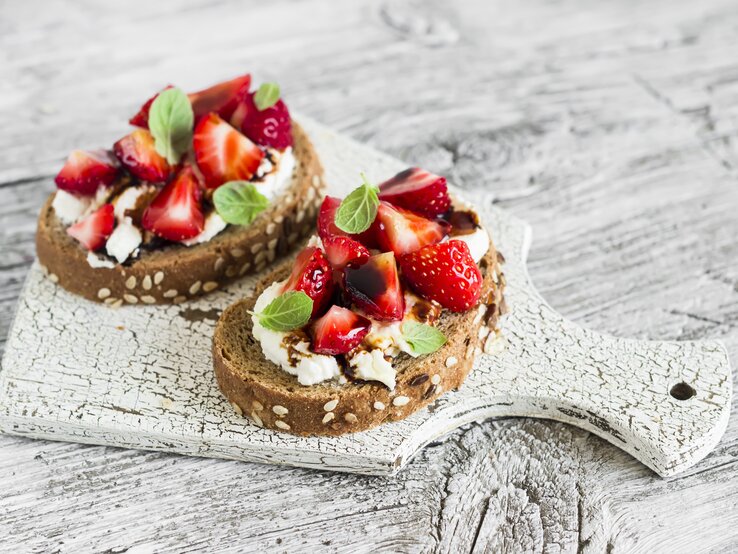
(141, 165), (204, 241)
(231, 92), (292, 150)
(317, 196), (380, 248)
(282, 246), (334, 317)
(322, 236), (370, 269)
(55, 150), (119, 196)
(193, 113), (265, 189)
(343, 252), (405, 321)
(375, 201), (448, 256)
(113, 129), (172, 183)
(378, 167), (451, 218)
(399, 240), (482, 312)
(66, 204), (115, 251)
(311, 305), (371, 355)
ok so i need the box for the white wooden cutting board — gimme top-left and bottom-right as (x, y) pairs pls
(0, 117), (732, 477)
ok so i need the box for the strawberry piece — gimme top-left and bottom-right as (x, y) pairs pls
(129, 85), (174, 128)
(66, 204), (115, 251)
(55, 150), (119, 196)
(310, 305), (371, 355)
(378, 167), (451, 218)
(322, 236), (370, 269)
(231, 92), (292, 150)
(113, 129), (172, 183)
(343, 252), (404, 321)
(375, 201), (448, 256)
(317, 196), (380, 248)
(399, 240), (482, 312)
(141, 165), (204, 241)
(282, 246), (334, 317)
(193, 113), (265, 189)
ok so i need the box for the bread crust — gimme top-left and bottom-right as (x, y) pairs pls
(35, 121), (325, 306)
(212, 240), (506, 436)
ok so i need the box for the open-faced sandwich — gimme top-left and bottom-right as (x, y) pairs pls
(213, 168), (505, 435)
(36, 74), (324, 306)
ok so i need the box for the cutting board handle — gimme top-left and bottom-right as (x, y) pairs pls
(466, 208), (733, 476)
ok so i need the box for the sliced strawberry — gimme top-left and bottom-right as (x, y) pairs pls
(55, 150), (119, 196)
(310, 305), (371, 355)
(113, 129), (172, 183)
(317, 196), (380, 248)
(193, 113), (264, 189)
(66, 204), (115, 251)
(322, 236), (370, 269)
(189, 73), (251, 121)
(378, 167), (451, 218)
(129, 85), (174, 128)
(141, 165), (204, 241)
(375, 201), (448, 256)
(399, 240), (482, 312)
(282, 246), (334, 317)
(343, 252), (404, 321)
(231, 92), (292, 150)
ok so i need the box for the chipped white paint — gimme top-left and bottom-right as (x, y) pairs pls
(0, 117), (731, 480)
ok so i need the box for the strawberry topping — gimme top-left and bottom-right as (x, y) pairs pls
(322, 236), (370, 269)
(231, 92), (293, 150)
(317, 196), (380, 248)
(141, 165), (204, 242)
(66, 204), (115, 251)
(113, 129), (172, 183)
(310, 305), (371, 355)
(282, 246), (334, 317)
(378, 167), (451, 218)
(375, 201), (448, 256)
(193, 113), (265, 189)
(399, 240), (482, 312)
(129, 85), (173, 128)
(54, 150), (119, 196)
(343, 252), (405, 321)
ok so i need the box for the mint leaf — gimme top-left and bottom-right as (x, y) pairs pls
(213, 181), (269, 225)
(256, 291), (313, 332)
(148, 87), (194, 165)
(402, 321), (447, 355)
(253, 82), (280, 111)
(334, 173), (380, 234)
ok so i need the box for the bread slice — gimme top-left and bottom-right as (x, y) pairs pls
(212, 241), (506, 436)
(35, 122), (325, 306)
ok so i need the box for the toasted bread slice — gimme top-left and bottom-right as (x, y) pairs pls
(36, 122), (325, 306)
(212, 242), (505, 436)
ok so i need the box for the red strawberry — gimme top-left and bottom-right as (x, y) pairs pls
(317, 196), (380, 248)
(231, 92), (292, 150)
(141, 165), (204, 241)
(282, 246), (334, 317)
(129, 85), (174, 128)
(55, 150), (119, 196)
(399, 240), (482, 312)
(375, 201), (448, 256)
(66, 204), (115, 251)
(322, 236), (370, 269)
(378, 167), (451, 218)
(193, 113), (264, 189)
(343, 252), (404, 321)
(113, 129), (172, 183)
(310, 305), (371, 355)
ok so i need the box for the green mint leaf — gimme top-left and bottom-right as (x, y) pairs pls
(148, 87), (194, 165)
(256, 291), (313, 332)
(402, 321), (447, 355)
(334, 173), (380, 234)
(213, 181), (269, 225)
(253, 82), (280, 111)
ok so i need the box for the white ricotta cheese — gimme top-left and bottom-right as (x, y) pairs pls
(350, 350), (397, 390)
(86, 252), (116, 269)
(445, 225), (490, 263)
(105, 217), (142, 264)
(182, 212), (228, 246)
(52, 190), (92, 224)
(255, 148), (295, 201)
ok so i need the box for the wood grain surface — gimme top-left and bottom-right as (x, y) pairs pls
(1, 0), (737, 552)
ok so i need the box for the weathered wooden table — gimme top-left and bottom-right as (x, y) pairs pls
(1, 0), (737, 551)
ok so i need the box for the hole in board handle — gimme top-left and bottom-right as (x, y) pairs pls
(670, 382), (696, 401)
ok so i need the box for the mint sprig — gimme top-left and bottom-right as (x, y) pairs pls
(334, 173), (380, 234)
(213, 181), (269, 225)
(254, 291), (313, 332)
(253, 82), (281, 111)
(148, 87), (194, 165)
(402, 321), (447, 355)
